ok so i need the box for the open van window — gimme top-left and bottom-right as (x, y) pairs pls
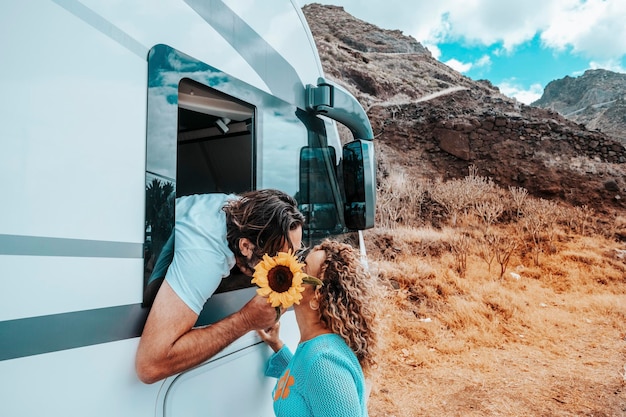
(177, 78), (255, 197)
(143, 46), (256, 307)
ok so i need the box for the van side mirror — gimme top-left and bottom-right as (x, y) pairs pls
(343, 140), (375, 230)
(298, 146), (341, 233)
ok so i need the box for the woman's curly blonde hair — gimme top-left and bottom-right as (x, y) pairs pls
(314, 239), (382, 375)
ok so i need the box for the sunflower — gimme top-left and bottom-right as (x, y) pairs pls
(252, 251), (322, 309)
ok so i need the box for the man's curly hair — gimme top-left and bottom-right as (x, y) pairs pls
(314, 239), (381, 375)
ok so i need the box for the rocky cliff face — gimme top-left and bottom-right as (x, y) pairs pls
(532, 69), (626, 145)
(302, 3), (626, 216)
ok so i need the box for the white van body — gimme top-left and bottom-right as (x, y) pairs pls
(0, 1), (375, 416)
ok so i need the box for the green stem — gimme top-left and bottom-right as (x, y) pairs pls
(302, 275), (323, 286)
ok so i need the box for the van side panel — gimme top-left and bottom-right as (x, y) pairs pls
(0, 0), (146, 242)
(0, 340), (160, 417)
(1, 256), (142, 321)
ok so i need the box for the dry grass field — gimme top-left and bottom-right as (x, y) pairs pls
(363, 169), (626, 416)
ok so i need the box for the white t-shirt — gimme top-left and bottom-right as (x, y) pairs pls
(165, 193), (237, 314)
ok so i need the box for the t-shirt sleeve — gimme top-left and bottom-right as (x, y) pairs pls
(264, 345), (293, 378)
(164, 193), (236, 315)
(165, 248), (231, 314)
(305, 353), (363, 417)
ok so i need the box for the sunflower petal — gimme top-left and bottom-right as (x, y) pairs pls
(257, 287), (272, 297)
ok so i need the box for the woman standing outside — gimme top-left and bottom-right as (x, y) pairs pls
(257, 240), (381, 417)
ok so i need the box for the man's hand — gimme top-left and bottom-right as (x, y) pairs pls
(238, 295), (281, 330)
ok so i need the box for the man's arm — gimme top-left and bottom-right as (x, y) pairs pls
(135, 280), (277, 384)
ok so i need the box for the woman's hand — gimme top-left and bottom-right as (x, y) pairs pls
(257, 322), (284, 353)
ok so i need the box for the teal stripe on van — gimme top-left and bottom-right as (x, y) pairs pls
(0, 234), (143, 258)
(52, 0), (148, 59)
(185, 0), (301, 102)
(0, 304), (148, 361)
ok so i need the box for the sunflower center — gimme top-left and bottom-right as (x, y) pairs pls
(267, 265), (294, 293)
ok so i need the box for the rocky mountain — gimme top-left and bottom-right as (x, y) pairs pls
(302, 4), (626, 217)
(532, 69), (626, 145)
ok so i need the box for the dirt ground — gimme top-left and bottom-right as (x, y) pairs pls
(364, 228), (626, 417)
(369, 313), (625, 416)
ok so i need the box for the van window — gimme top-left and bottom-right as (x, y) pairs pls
(143, 45), (255, 307)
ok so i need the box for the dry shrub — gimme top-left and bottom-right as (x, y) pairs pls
(518, 198), (562, 265)
(428, 166), (501, 227)
(450, 232), (471, 277)
(376, 168), (426, 228)
(561, 204), (596, 235)
(474, 200), (505, 230)
(508, 185), (528, 219)
(475, 230), (519, 279)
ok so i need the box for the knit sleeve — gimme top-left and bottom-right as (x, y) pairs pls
(305, 353), (364, 417)
(264, 345), (293, 378)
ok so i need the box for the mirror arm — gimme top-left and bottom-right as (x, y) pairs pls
(306, 78), (374, 141)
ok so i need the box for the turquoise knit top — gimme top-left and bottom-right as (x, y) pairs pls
(264, 333), (368, 417)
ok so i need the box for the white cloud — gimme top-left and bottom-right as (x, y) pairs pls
(475, 55), (492, 69)
(424, 43), (441, 60)
(444, 58), (472, 73)
(444, 55), (491, 74)
(589, 59), (626, 74)
(300, 0), (626, 61)
(540, 0), (626, 59)
(434, 0), (555, 51)
(498, 81), (544, 104)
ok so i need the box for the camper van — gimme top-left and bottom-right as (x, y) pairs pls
(0, 0), (375, 416)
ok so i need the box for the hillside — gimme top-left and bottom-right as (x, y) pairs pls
(533, 69), (626, 145)
(302, 4), (626, 220)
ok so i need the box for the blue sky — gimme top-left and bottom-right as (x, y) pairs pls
(300, 0), (626, 104)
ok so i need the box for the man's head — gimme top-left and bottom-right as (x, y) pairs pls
(224, 189), (304, 275)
